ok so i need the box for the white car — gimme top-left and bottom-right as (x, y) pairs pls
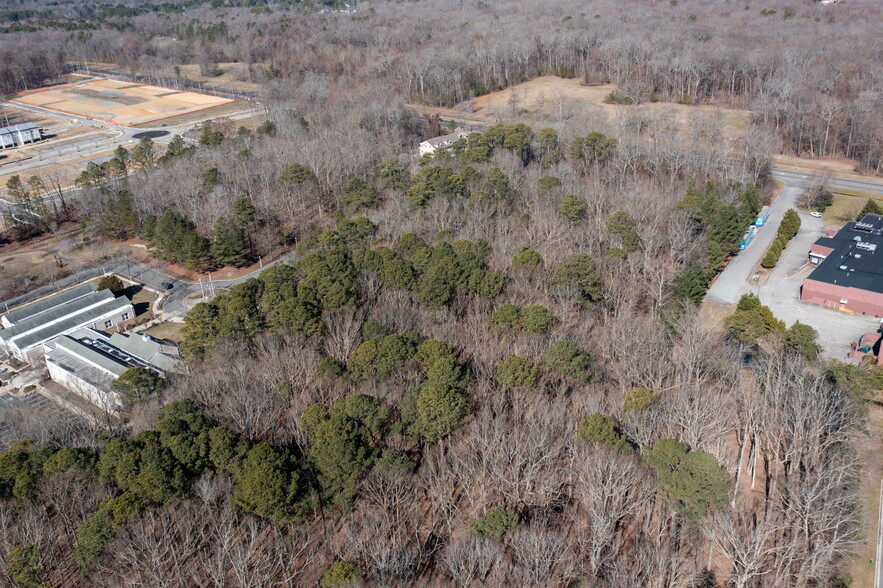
(809, 211), (821, 218)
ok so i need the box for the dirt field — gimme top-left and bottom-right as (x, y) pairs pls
(131, 100), (253, 129)
(173, 62), (263, 93)
(408, 76), (751, 135)
(11, 78), (235, 126)
(81, 61), (263, 94)
(0, 103), (121, 190)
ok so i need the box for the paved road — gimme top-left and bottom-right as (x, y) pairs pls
(705, 184), (801, 305)
(1, 251), (287, 321)
(771, 169), (883, 196)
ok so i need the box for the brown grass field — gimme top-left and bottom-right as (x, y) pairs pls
(409, 76), (751, 136)
(11, 78), (234, 126)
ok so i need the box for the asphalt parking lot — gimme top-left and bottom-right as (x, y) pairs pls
(756, 211), (882, 359)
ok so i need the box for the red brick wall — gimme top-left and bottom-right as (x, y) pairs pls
(801, 279), (883, 317)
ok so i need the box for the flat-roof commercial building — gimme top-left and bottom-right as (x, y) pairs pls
(801, 214), (883, 317)
(0, 283), (135, 363)
(43, 328), (182, 411)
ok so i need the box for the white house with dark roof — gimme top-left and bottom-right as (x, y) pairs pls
(0, 283), (134, 363)
(419, 127), (469, 156)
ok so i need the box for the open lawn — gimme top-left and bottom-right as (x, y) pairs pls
(822, 192), (883, 225)
(12, 78), (234, 126)
(143, 321), (184, 344)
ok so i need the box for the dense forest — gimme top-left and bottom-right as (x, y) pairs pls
(1, 0), (882, 586)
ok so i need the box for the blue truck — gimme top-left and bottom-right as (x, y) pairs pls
(755, 206), (771, 227)
(739, 226), (758, 250)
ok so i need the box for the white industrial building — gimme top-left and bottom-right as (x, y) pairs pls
(0, 123), (43, 149)
(0, 282), (134, 363)
(43, 328), (182, 411)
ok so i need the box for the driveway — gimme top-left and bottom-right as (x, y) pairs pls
(705, 185), (801, 305)
(756, 211), (881, 358)
(704, 169), (883, 358)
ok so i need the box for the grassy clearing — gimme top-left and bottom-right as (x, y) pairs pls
(143, 321), (185, 343)
(822, 192), (883, 225)
(849, 405), (882, 588)
(128, 285), (157, 317)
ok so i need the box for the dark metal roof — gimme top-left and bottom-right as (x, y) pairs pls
(1, 290), (115, 340)
(2, 283), (97, 326)
(11, 297), (133, 351)
(53, 335), (130, 377)
(805, 214), (883, 295)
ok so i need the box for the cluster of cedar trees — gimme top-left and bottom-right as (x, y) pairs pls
(97, 189), (262, 271)
(671, 180), (763, 302)
(760, 209), (801, 269)
(0, 400), (313, 571)
(182, 215), (604, 358)
(92, 121), (757, 310)
(726, 294), (821, 361)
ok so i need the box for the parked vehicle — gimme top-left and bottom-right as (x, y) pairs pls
(755, 205), (771, 226)
(739, 226), (758, 250)
(810, 211), (821, 218)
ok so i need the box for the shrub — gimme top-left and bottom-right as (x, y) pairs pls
(317, 356), (346, 379)
(577, 413), (631, 452)
(557, 194), (586, 224)
(73, 510), (114, 569)
(519, 305), (557, 333)
(470, 506), (521, 541)
(111, 367), (164, 402)
(488, 304), (521, 331)
(784, 321), (821, 361)
(541, 340), (592, 383)
(321, 561), (362, 587)
(96, 275), (125, 296)
(726, 294), (785, 343)
(537, 175), (561, 195)
(758, 209), (801, 269)
(623, 387), (658, 414)
(512, 247), (543, 271)
(495, 356), (539, 389)
(549, 254), (602, 305)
